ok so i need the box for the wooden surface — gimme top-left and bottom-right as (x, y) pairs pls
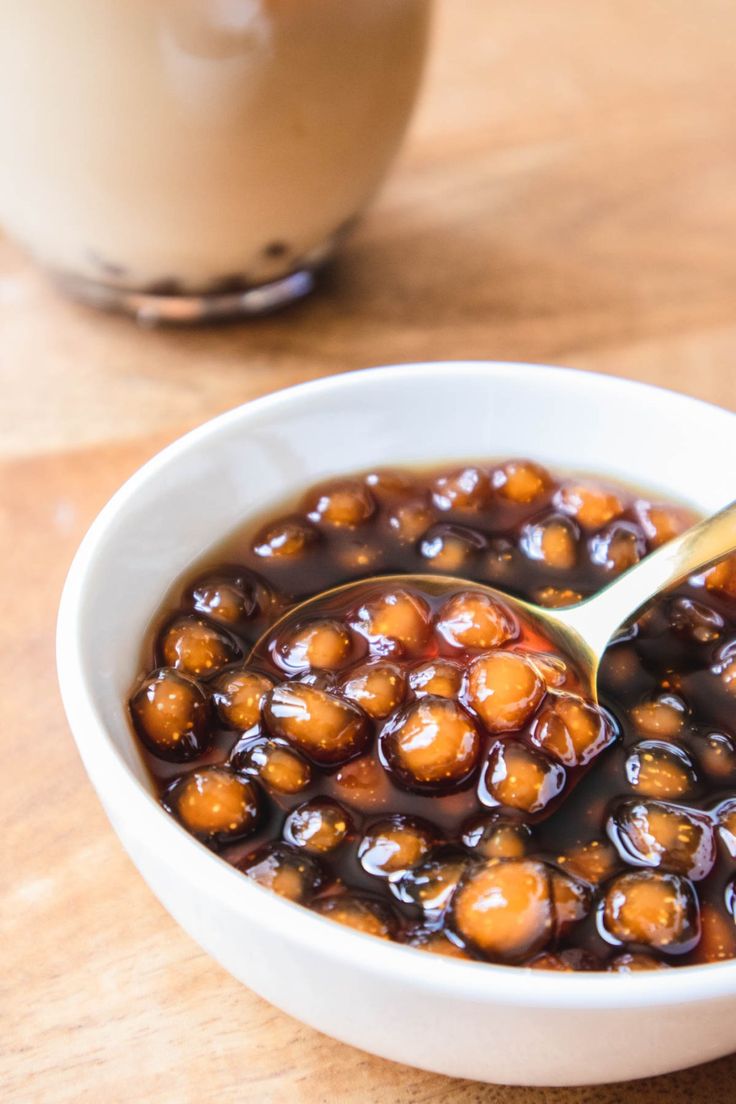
(2, 1), (736, 1100)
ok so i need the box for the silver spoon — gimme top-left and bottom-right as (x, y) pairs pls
(250, 500), (736, 699)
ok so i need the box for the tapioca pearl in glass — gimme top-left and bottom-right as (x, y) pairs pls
(607, 800), (716, 881)
(461, 814), (532, 861)
(379, 697), (481, 794)
(164, 767), (262, 846)
(631, 695), (688, 739)
(283, 798), (353, 854)
(340, 661), (406, 719)
(305, 479), (375, 529)
(450, 859), (554, 962)
(467, 651), (545, 733)
(364, 469), (417, 503)
(332, 755), (392, 810)
(392, 851), (468, 917)
(554, 482), (625, 531)
(435, 590), (518, 651)
(600, 870), (700, 953)
(431, 466), (492, 512)
(189, 574), (256, 625)
(589, 521), (646, 575)
(273, 619), (354, 673)
(667, 596), (724, 644)
(531, 695), (616, 767)
(130, 668), (211, 762)
(635, 500), (694, 550)
(239, 843), (324, 904)
(252, 516), (318, 559)
(158, 615), (241, 678)
(357, 816), (435, 879)
(704, 554), (736, 599)
(263, 682), (370, 765)
(716, 797), (736, 857)
(213, 668), (274, 730)
(408, 659), (464, 700)
(350, 588), (433, 656)
(480, 740), (566, 815)
(313, 895), (395, 939)
(520, 650), (570, 691)
(562, 839), (620, 885)
(691, 901), (736, 964)
(418, 524), (486, 573)
(624, 740), (698, 800)
(521, 514), (579, 570)
(492, 459), (552, 505)
(234, 737), (311, 794)
(694, 730), (736, 782)
(404, 928), (474, 959)
(534, 585), (584, 609)
(607, 952), (670, 972)
(550, 870), (593, 936)
(387, 497), (435, 544)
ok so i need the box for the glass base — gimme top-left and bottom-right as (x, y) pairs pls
(54, 267), (316, 324)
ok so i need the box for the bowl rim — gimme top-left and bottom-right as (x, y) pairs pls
(57, 360), (736, 1009)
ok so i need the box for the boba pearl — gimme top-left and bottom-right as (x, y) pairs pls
(607, 800), (716, 881)
(252, 516), (318, 558)
(589, 522), (645, 574)
(419, 524), (487, 572)
(481, 740), (566, 815)
(551, 870), (593, 935)
(636, 501), (693, 549)
(213, 668), (274, 730)
(351, 588), (433, 656)
(408, 659), (464, 700)
(534, 586), (584, 608)
(405, 929), (473, 959)
(164, 767), (261, 846)
(158, 615), (241, 678)
(436, 590), (518, 650)
(467, 651), (545, 733)
(716, 798), (736, 857)
(601, 870), (700, 953)
(523, 650), (569, 690)
(461, 814), (532, 860)
(704, 554), (736, 599)
(607, 952), (670, 972)
(380, 697), (481, 792)
(358, 816), (435, 878)
(393, 851), (468, 916)
(624, 740), (697, 799)
(240, 843), (323, 903)
(562, 839), (619, 885)
(388, 498), (435, 543)
(333, 755), (391, 809)
(450, 859), (554, 961)
(695, 730), (736, 782)
(631, 696), (687, 738)
(190, 573), (255, 625)
(432, 466), (492, 512)
(692, 903), (736, 964)
(668, 596), (724, 644)
(263, 682), (370, 765)
(521, 515), (578, 570)
(306, 479), (375, 528)
(712, 640), (736, 696)
(283, 798), (352, 854)
(340, 661), (406, 718)
(274, 619), (353, 673)
(130, 668), (211, 762)
(531, 694), (615, 767)
(235, 738), (311, 794)
(364, 469), (416, 501)
(526, 949), (601, 971)
(492, 460), (551, 504)
(313, 895), (395, 938)
(554, 482), (624, 531)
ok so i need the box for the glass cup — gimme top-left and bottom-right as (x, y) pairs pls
(0, 0), (431, 322)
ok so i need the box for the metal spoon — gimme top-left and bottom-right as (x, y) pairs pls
(250, 500), (736, 698)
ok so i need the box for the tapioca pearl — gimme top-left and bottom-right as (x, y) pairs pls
(431, 466), (492, 512)
(340, 661), (406, 719)
(704, 554), (736, 599)
(521, 514), (579, 570)
(350, 588), (433, 656)
(624, 740), (697, 800)
(601, 870), (700, 953)
(387, 498), (435, 543)
(562, 840), (619, 885)
(365, 469), (417, 502)
(631, 695), (687, 738)
(418, 524), (486, 572)
(607, 952), (670, 972)
(274, 619), (353, 673)
(158, 615), (241, 678)
(482, 538), (517, 583)
(691, 901), (736, 964)
(450, 859), (554, 961)
(234, 738), (311, 794)
(252, 515), (318, 558)
(589, 522), (646, 574)
(283, 798), (352, 854)
(694, 730), (736, 782)
(550, 870), (593, 935)
(435, 590), (518, 651)
(526, 949), (602, 971)
(521, 651), (570, 690)
(336, 541), (383, 573)
(711, 640), (736, 695)
(531, 695), (616, 767)
(461, 814), (532, 860)
(190, 574), (255, 625)
(392, 852), (468, 916)
(333, 755), (391, 809)
(607, 800), (716, 881)
(492, 460), (551, 504)
(408, 659), (464, 700)
(534, 586), (584, 609)
(239, 843), (323, 903)
(480, 740), (566, 815)
(305, 479), (375, 528)
(358, 816), (435, 878)
(164, 767), (262, 845)
(213, 668), (274, 730)
(467, 651), (545, 733)
(716, 798), (736, 856)
(130, 668), (211, 762)
(667, 596), (723, 644)
(635, 500), (694, 549)
(313, 895), (395, 939)
(380, 698), (481, 793)
(554, 482), (625, 531)
(263, 682), (370, 765)
(405, 928), (473, 959)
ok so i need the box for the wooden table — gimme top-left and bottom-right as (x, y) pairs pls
(3, 2), (736, 1100)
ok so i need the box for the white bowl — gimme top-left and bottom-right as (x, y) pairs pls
(57, 362), (736, 1087)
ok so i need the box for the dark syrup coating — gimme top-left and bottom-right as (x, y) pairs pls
(128, 461), (736, 968)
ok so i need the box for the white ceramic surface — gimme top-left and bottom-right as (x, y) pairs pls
(57, 362), (736, 1086)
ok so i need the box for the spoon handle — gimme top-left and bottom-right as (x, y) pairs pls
(555, 498), (736, 660)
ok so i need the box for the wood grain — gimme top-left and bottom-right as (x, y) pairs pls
(2, 1), (736, 1100)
